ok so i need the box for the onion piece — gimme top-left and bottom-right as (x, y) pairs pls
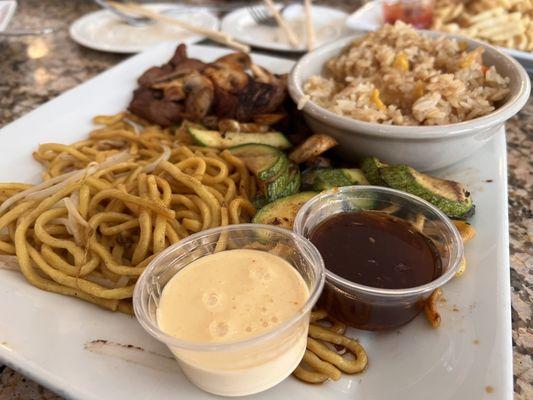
(116, 275), (130, 288)
(0, 152), (133, 215)
(64, 197), (90, 229)
(64, 197), (91, 246)
(26, 163), (99, 201)
(70, 190), (79, 209)
(0, 255), (20, 272)
(0, 169), (79, 215)
(84, 274), (117, 289)
(50, 217), (69, 226)
(50, 217), (77, 239)
(97, 140), (126, 149)
(58, 153), (75, 161)
(141, 146), (171, 173)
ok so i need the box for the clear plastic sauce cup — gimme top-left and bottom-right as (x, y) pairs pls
(294, 186), (463, 331)
(133, 224), (325, 397)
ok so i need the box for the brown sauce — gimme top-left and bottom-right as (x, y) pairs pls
(309, 211), (441, 289)
(309, 211), (442, 331)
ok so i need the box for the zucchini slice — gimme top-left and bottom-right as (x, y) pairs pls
(189, 127), (291, 150)
(265, 164), (301, 202)
(361, 157), (388, 186)
(253, 192), (318, 229)
(341, 169), (369, 185)
(276, 164), (301, 199)
(229, 144), (288, 181)
(230, 144), (300, 204)
(302, 168), (368, 191)
(380, 165), (474, 219)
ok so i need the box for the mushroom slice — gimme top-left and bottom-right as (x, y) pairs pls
(218, 119), (270, 133)
(183, 72), (214, 120)
(253, 113), (286, 126)
(152, 79), (186, 101)
(289, 134), (338, 164)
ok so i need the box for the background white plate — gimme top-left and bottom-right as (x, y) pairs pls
(0, 43), (512, 400)
(345, 1), (533, 72)
(69, 3), (219, 53)
(0, 0), (16, 32)
(221, 4), (349, 52)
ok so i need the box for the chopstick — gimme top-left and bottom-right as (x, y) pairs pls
(107, 1), (250, 53)
(304, 0), (314, 50)
(262, 0), (300, 48)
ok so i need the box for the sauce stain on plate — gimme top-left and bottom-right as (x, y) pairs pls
(84, 339), (179, 372)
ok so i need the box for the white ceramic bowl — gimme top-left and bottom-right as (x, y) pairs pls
(288, 33), (531, 171)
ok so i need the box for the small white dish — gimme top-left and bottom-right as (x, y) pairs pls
(345, 0), (533, 71)
(221, 4), (349, 53)
(69, 3), (219, 54)
(0, 0), (17, 32)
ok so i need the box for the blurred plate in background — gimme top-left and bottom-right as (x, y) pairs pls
(171, 0), (260, 12)
(221, 4), (349, 53)
(69, 3), (219, 53)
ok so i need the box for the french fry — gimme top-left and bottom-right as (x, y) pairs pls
(432, 0), (533, 53)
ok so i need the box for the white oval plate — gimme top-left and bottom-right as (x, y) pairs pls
(69, 3), (219, 54)
(0, 42), (514, 400)
(345, 1), (533, 72)
(221, 4), (349, 53)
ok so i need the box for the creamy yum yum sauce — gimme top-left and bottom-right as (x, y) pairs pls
(156, 249), (310, 396)
(157, 249), (309, 343)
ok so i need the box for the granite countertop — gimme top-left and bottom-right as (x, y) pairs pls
(0, 1), (531, 399)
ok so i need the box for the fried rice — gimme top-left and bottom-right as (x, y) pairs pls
(302, 22), (510, 126)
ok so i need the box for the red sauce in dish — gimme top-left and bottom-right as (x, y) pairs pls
(383, 1), (434, 29)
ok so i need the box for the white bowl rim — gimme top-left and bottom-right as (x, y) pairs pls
(288, 31), (531, 140)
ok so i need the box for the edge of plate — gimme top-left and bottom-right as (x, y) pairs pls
(498, 134), (514, 400)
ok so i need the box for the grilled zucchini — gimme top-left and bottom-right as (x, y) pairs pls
(302, 168), (368, 191)
(190, 127), (291, 150)
(380, 165), (474, 219)
(252, 192), (318, 229)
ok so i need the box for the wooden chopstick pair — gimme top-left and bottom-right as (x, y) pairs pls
(107, 1), (250, 53)
(262, 0), (315, 50)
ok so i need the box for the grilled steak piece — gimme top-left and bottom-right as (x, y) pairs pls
(128, 87), (184, 126)
(128, 44), (288, 127)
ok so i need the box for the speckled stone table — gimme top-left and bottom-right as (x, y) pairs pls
(0, 1), (531, 399)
